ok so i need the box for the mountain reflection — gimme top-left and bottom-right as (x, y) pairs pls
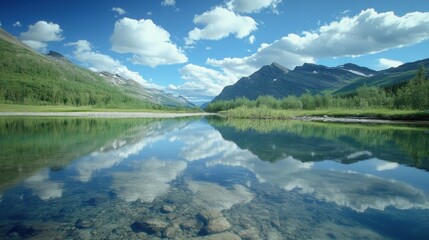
(2, 117), (428, 214)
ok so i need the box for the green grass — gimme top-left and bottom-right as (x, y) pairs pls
(0, 103), (200, 113)
(222, 106), (429, 120)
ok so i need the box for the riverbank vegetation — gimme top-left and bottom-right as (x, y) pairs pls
(206, 66), (429, 119)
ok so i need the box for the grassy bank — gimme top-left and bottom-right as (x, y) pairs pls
(222, 106), (429, 121)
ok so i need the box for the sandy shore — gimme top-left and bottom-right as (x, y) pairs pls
(0, 112), (216, 118)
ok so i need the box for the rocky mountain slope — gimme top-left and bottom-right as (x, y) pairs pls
(0, 28), (194, 109)
(211, 59), (428, 102)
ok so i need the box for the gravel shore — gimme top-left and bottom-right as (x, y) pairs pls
(0, 112), (216, 118)
(294, 115), (429, 125)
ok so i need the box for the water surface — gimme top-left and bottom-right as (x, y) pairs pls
(0, 117), (428, 239)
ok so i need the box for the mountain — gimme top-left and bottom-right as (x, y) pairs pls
(46, 50), (71, 63)
(212, 62), (371, 102)
(0, 28), (194, 109)
(99, 72), (195, 108)
(335, 58), (429, 94)
(211, 58), (429, 103)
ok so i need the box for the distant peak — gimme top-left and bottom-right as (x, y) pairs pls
(270, 62), (289, 72)
(47, 51), (65, 58)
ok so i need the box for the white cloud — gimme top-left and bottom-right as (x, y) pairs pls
(378, 58), (403, 69)
(13, 21), (21, 27)
(248, 35), (255, 44)
(110, 17), (187, 67)
(21, 40), (47, 51)
(207, 44), (312, 78)
(226, 0), (282, 13)
(207, 8), (429, 79)
(112, 7), (126, 15)
(66, 40), (162, 89)
(161, 0), (175, 7)
(185, 7), (257, 45)
(167, 64), (235, 101)
(19, 21), (64, 51)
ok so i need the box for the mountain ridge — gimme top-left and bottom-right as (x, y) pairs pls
(211, 58), (429, 103)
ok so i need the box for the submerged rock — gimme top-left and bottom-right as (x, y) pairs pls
(162, 223), (181, 238)
(198, 210), (222, 223)
(75, 219), (93, 229)
(205, 217), (231, 234)
(193, 231), (241, 240)
(161, 204), (176, 213)
(7, 224), (38, 238)
(238, 227), (260, 240)
(130, 219), (168, 234)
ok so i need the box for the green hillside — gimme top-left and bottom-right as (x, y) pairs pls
(0, 28), (178, 109)
(335, 58), (429, 94)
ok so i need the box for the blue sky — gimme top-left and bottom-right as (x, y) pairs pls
(1, 0), (429, 104)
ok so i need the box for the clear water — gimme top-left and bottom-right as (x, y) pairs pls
(0, 117), (428, 239)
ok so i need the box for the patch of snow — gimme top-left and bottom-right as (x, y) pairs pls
(340, 68), (369, 77)
(273, 78), (277, 82)
(313, 70), (318, 74)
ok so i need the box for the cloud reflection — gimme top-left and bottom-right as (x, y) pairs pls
(112, 159), (187, 203)
(24, 170), (62, 200)
(187, 181), (255, 211)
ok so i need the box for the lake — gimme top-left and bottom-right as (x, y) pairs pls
(0, 117), (428, 239)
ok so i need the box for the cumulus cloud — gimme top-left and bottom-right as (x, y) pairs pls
(207, 44), (313, 79)
(13, 21), (21, 27)
(110, 17), (187, 67)
(65, 40), (162, 89)
(378, 58), (403, 69)
(21, 40), (48, 51)
(19, 21), (64, 51)
(161, 0), (175, 7)
(185, 7), (257, 45)
(167, 64), (235, 102)
(226, 0), (282, 13)
(112, 7), (126, 15)
(248, 35), (255, 44)
(207, 8), (429, 79)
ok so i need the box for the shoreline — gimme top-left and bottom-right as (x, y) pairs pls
(0, 112), (216, 118)
(1, 112), (428, 125)
(292, 115), (429, 125)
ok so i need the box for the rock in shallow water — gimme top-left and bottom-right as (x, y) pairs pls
(198, 210), (222, 223)
(75, 219), (93, 229)
(193, 231), (241, 240)
(205, 217), (231, 234)
(130, 219), (168, 234)
(161, 204), (176, 213)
